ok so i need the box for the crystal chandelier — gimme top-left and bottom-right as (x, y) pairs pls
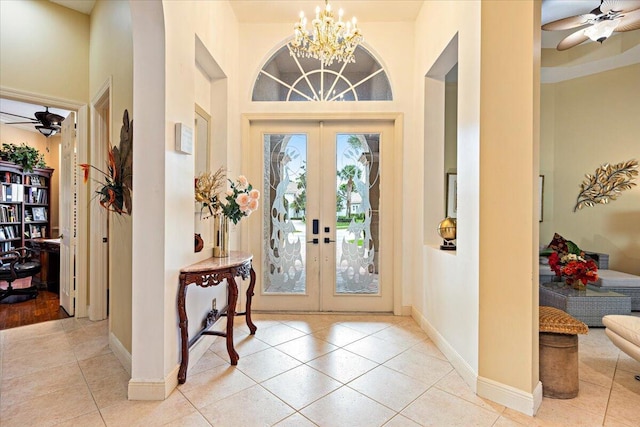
(290, 0), (363, 66)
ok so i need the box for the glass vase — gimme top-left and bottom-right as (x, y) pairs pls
(565, 277), (586, 291)
(212, 214), (229, 257)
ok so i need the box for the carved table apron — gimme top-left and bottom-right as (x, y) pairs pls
(177, 251), (257, 384)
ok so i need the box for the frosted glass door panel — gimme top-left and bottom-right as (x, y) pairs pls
(334, 134), (380, 295)
(263, 134), (307, 294)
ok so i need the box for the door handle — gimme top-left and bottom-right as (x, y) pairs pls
(307, 238), (319, 244)
(312, 219), (319, 235)
(324, 237), (336, 244)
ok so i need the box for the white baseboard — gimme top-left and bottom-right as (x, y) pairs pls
(186, 334), (216, 374)
(411, 307), (542, 416)
(128, 364), (180, 401)
(126, 334), (216, 401)
(412, 307), (477, 392)
(109, 332), (132, 376)
(478, 377), (542, 416)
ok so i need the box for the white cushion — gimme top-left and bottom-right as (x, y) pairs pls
(598, 270), (640, 288)
(605, 328), (640, 362)
(603, 315), (640, 349)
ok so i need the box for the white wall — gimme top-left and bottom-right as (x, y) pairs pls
(129, 0), (241, 399)
(414, 0), (541, 415)
(414, 0), (482, 381)
(90, 0), (133, 354)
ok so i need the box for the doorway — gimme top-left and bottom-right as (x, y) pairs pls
(0, 89), (90, 324)
(247, 120), (395, 312)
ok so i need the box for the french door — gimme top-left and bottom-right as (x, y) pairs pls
(247, 120), (395, 312)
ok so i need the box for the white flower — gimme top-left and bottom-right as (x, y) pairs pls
(237, 175), (249, 190)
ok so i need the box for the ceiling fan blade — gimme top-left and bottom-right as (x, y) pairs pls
(557, 30), (590, 51)
(614, 8), (640, 31)
(0, 111), (37, 122)
(3, 121), (37, 125)
(542, 14), (595, 31)
(600, 0), (640, 14)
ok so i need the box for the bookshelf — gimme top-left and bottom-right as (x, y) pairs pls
(0, 160), (54, 251)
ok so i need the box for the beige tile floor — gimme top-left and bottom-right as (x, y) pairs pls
(1, 313), (639, 426)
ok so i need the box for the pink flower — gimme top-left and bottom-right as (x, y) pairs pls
(236, 193), (250, 206)
(237, 175), (249, 190)
(248, 198), (259, 211)
(249, 189), (260, 200)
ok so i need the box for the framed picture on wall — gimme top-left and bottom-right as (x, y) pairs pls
(539, 175), (544, 222)
(446, 173), (457, 218)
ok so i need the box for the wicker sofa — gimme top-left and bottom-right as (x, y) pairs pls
(540, 251), (640, 311)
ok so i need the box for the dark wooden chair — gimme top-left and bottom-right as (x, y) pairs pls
(0, 247), (41, 304)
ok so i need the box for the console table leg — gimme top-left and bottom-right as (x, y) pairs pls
(246, 267), (257, 335)
(226, 277), (240, 365)
(177, 280), (189, 384)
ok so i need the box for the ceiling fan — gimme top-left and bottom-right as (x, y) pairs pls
(0, 106), (64, 137)
(542, 0), (640, 51)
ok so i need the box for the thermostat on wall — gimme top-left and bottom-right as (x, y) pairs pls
(175, 123), (193, 154)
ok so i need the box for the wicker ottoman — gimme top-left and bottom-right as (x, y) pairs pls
(539, 306), (589, 399)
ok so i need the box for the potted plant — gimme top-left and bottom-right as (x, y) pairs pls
(0, 143), (47, 172)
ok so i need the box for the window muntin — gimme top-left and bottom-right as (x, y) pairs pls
(253, 44), (392, 102)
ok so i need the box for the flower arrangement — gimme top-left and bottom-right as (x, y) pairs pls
(195, 167), (260, 224)
(79, 110), (132, 215)
(548, 251), (599, 289)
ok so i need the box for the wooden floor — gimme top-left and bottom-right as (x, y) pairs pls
(0, 290), (70, 330)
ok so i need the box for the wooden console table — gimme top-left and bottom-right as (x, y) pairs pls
(177, 251), (257, 384)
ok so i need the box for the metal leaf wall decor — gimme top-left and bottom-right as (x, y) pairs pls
(573, 159), (638, 212)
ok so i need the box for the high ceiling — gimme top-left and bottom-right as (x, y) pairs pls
(47, 0), (606, 49)
(3, 1), (631, 135)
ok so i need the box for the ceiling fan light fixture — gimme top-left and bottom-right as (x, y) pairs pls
(36, 125), (57, 137)
(584, 19), (619, 43)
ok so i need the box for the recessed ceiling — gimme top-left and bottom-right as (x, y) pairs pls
(228, 0), (424, 23)
(541, 0), (606, 48)
(46, 0), (608, 49)
(49, 0), (95, 15)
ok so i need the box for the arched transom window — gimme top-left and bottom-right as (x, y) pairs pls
(252, 44), (392, 102)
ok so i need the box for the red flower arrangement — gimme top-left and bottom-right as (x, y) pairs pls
(548, 251), (599, 289)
